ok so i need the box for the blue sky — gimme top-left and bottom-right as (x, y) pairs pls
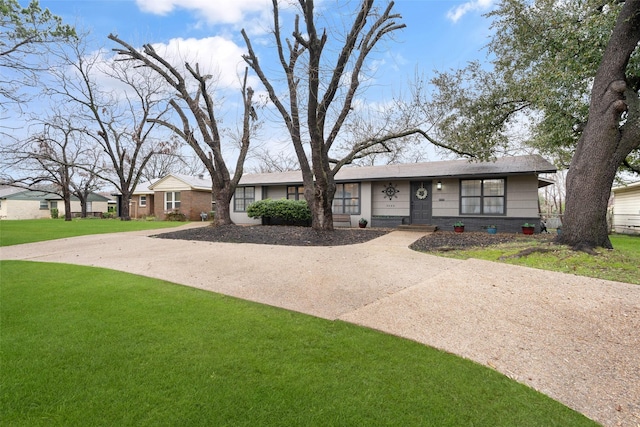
(38, 0), (495, 86)
(31, 0), (497, 167)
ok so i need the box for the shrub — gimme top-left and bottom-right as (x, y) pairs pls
(247, 199), (311, 222)
(164, 210), (187, 222)
(50, 208), (59, 219)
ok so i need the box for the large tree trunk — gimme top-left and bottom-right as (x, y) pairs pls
(212, 185), (233, 226)
(78, 192), (88, 218)
(63, 190), (72, 222)
(558, 0), (640, 250)
(307, 173), (336, 230)
(119, 190), (132, 221)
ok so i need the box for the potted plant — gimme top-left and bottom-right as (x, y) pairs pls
(358, 218), (368, 228)
(486, 225), (497, 234)
(522, 222), (535, 235)
(453, 221), (464, 233)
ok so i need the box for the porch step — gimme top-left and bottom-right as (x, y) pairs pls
(396, 224), (438, 232)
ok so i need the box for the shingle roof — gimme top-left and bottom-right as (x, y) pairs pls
(238, 154), (556, 186)
(0, 186), (24, 198)
(0, 185), (108, 201)
(612, 181), (640, 193)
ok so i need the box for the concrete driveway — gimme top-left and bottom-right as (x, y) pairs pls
(2, 223), (639, 426)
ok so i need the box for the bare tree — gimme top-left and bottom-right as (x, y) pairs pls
(46, 34), (172, 220)
(0, 113), (99, 220)
(140, 136), (208, 181)
(241, 0), (467, 229)
(108, 34), (257, 225)
(248, 149), (300, 173)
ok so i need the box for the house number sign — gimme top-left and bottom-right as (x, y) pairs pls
(416, 183), (428, 200)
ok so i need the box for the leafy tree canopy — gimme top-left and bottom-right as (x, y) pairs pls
(429, 0), (639, 173)
(1, 0), (76, 104)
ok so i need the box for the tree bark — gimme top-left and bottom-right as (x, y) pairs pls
(119, 189), (132, 221)
(559, 0), (640, 249)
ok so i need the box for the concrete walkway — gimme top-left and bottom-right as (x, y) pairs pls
(1, 223), (639, 426)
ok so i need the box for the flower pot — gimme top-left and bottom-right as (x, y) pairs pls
(359, 223), (366, 228)
(487, 227), (497, 234)
(454, 226), (464, 233)
(522, 226), (535, 235)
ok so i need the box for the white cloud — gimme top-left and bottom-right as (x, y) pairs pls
(446, 0), (494, 23)
(149, 36), (256, 90)
(135, 0), (272, 25)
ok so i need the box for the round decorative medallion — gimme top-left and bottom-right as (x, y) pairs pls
(416, 186), (428, 200)
(382, 183), (399, 200)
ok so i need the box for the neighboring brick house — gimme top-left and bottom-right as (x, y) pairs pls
(147, 174), (213, 221)
(128, 181), (155, 219)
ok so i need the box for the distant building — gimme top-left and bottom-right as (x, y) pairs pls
(612, 181), (640, 235)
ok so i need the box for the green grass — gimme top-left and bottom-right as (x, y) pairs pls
(1, 261), (596, 426)
(431, 234), (640, 285)
(0, 218), (185, 246)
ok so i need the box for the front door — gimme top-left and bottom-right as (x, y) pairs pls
(410, 181), (432, 224)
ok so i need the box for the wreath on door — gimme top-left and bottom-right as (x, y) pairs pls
(416, 185), (428, 200)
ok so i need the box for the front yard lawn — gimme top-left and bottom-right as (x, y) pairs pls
(0, 218), (185, 246)
(0, 261), (596, 426)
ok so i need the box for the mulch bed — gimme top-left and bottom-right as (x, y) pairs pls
(154, 224), (556, 249)
(152, 224), (390, 246)
(410, 231), (556, 251)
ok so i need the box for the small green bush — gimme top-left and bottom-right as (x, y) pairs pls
(50, 208), (59, 219)
(247, 199), (311, 222)
(102, 212), (116, 219)
(164, 210), (187, 221)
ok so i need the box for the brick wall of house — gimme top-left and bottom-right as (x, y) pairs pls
(181, 190), (212, 221)
(130, 195), (155, 218)
(153, 192), (165, 219)
(154, 190), (212, 221)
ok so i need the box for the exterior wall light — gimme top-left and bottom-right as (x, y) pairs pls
(436, 181), (442, 190)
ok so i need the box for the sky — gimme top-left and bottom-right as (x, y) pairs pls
(31, 0), (498, 169)
(39, 0), (495, 77)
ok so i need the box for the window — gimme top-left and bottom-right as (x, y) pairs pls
(139, 196), (147, 207)
(39, 200), (48, 210)
(460, 178), (505, 215)
(165, 191), (181, 210)
(234, 187), (255, 212)
(333, 183), (360, 214)
(287, 186), (305, 200)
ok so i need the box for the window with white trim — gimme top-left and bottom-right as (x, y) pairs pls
(234, 187), (255, 212)
(139, 195), (147, 207)
(332, 183), (360, 214)
(460, 178), (505, 215)
(165, 192), (180, 210)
